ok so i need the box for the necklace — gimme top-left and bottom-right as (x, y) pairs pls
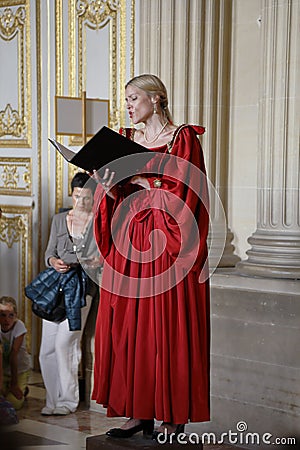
(144, 121), (168, 144)
(67, 211), (91, 239)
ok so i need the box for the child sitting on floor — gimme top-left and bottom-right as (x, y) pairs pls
(0, 341), (18, 425)
(0, 296), (30, 410)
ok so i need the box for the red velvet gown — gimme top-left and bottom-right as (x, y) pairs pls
(92, 124), (210, 424)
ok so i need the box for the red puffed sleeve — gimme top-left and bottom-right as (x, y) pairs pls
(144, 125), (209, 274)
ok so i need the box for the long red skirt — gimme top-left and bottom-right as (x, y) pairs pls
(92, 213), (210, 424)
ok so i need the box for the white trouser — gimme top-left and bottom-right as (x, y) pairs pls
(39, 295), (92, 412)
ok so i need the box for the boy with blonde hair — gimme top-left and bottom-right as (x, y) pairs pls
(0, 296), (30, 410)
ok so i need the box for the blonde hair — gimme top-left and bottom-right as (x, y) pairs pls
(0, 296), (17, 314)
(126, 74), (173, 123)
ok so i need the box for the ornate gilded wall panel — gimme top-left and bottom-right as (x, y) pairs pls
(50, 0), (136, 209)
(0, 157), (31, 195)
(53, 0), (135, 210)
(0, 205), (32, 350)
(0, 0), (31, 146)
(69, 0), (133, 130)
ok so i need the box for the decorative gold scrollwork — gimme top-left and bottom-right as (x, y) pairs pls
(0, 104), (27, 138)
(0, 215), (27, 249)
(0, 158), (31, 195)
(1, 165), (30, 191)
(76, 0), (120, 29)
(1, 164), (20, 188)
(0, 6), (25, 41)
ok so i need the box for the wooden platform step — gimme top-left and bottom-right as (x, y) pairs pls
(86, 433), (203, 449)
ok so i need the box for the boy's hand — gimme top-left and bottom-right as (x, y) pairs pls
(10, 384), (23, 400)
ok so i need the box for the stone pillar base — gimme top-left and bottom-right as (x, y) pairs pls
(236, 230), (300, 279)
(208, 228), (240, 270)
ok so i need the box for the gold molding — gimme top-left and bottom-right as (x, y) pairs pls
(0, 3), (25, 40)
(0, 0), (25, 6)
(68, 0), (76, 95)
(0, 205), (32, 350)
(109, 10), (119, 128)
(55, 0), (64, 212)
(36, 0), (42, 271)
(0, 157), (31, 195)
(76, 0), (119, 29)
(0, 0), (31, 146)
(0, 211), (27, 249)
(119, 0), (126, 127)
(0, 103), (26, 139)
(130, 0), (135, 79)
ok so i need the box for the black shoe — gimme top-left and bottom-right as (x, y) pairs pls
(152, 423), (185, 443)
(106, 419), (154, 438)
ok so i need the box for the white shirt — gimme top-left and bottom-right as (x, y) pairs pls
(0, 319), (31, 375)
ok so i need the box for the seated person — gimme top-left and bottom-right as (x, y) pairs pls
(0, 296), (30, 410)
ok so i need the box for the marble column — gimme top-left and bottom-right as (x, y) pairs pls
(238, 0), (300, 279)
(139, 0), (240, 269)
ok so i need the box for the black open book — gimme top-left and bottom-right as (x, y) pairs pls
(49, 126), (154, 184)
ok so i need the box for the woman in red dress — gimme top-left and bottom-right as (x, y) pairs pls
(92, 74), (210, 441)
